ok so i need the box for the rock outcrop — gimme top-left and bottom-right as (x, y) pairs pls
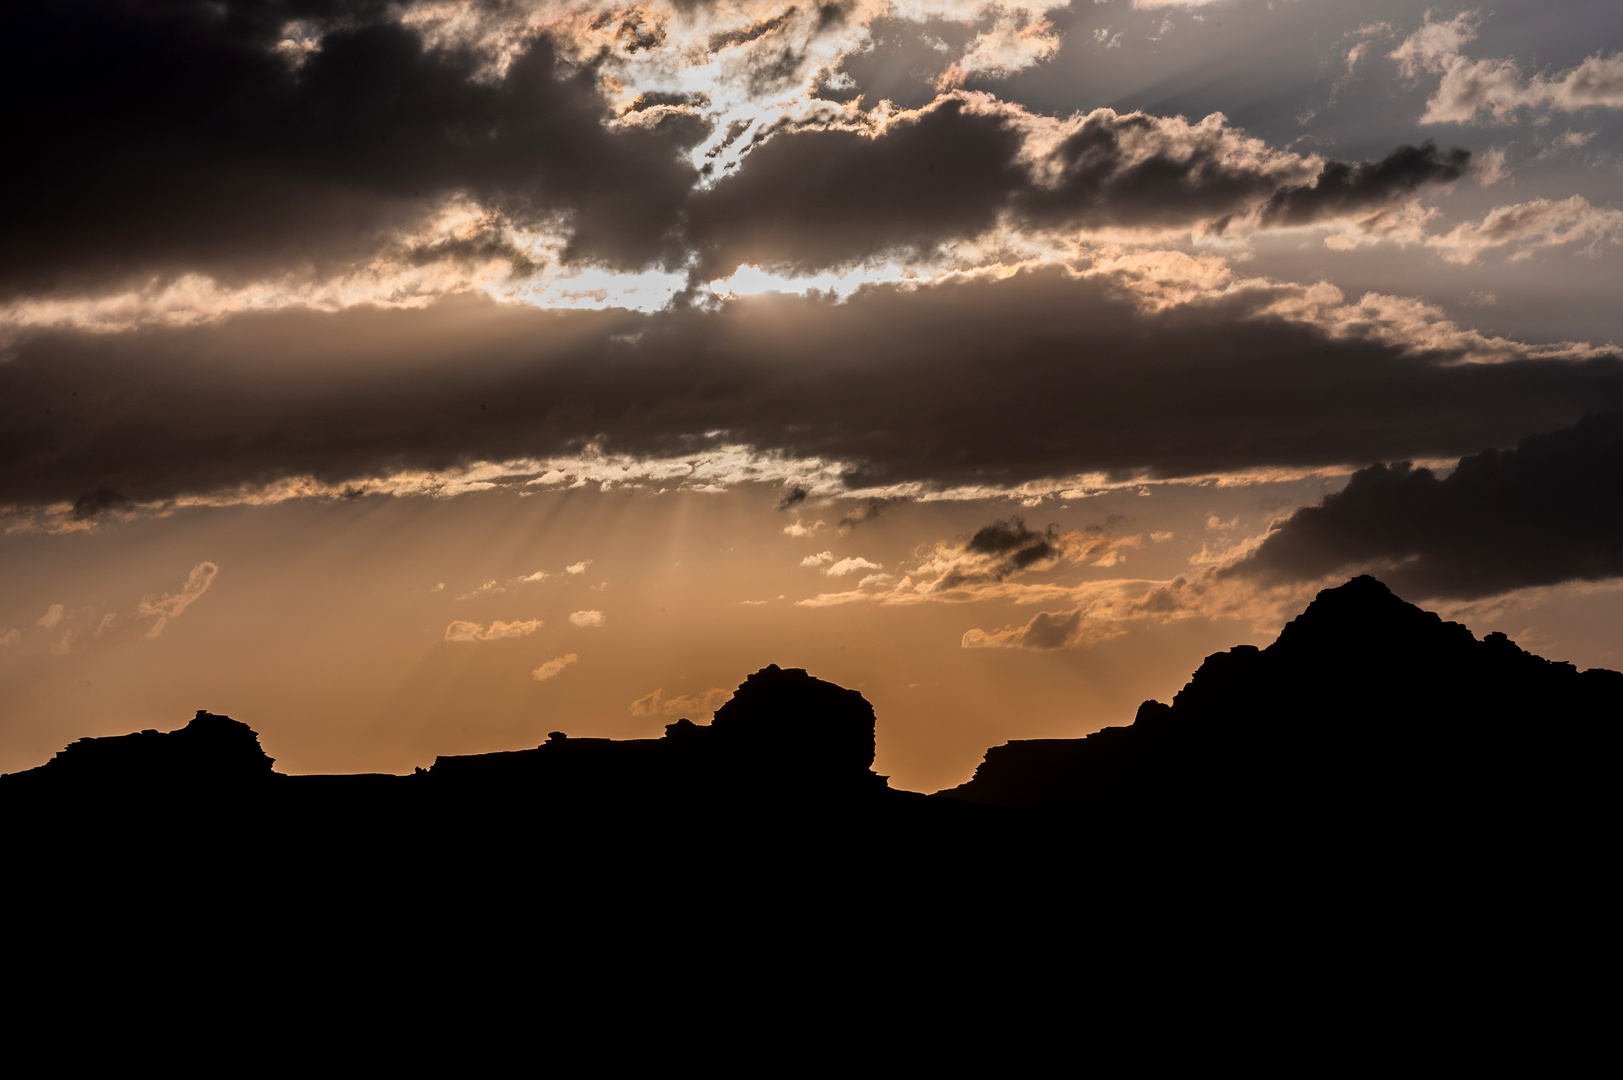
(428, 664), (886, 805)
(944, 576), (1621, 828)
(2, 709), (276, 797)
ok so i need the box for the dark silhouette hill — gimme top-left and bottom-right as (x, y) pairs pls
(426, 664), (887, 805)
(4, 578), (1615, 1049)
(943, 576), (1620, 835)
(2, 709), (276, 797)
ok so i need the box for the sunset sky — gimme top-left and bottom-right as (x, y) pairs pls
(3, 0), (1621, 791)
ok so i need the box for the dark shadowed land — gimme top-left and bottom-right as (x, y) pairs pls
(6, 577), (1616, 1047)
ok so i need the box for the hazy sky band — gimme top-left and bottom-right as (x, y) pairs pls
(3, 0), (1621, 787)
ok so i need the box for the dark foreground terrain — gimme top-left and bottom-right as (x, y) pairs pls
(6, 576), (1616, 1051)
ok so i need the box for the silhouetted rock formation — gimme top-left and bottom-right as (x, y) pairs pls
(6, 580), (1615, 1038)
(945, 576), (1621, 834)
(427, 664), (885, 806)
(3, 709), (276, 798)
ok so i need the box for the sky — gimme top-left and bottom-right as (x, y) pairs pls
(3, 0), (1622, 791)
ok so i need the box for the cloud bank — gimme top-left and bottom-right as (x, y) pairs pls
(1227, 413), (1623, 599)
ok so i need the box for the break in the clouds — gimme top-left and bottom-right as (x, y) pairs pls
(1227, 414), (1623, 600)
(1392, 11), (1623, 125)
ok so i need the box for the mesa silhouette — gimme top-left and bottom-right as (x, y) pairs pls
(11, 575), (1616, 1018)
(6, 577), (1616, 838)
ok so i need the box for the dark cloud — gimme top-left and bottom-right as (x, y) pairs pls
(688, 96), (1476, 276)
(777, 486), (809, 511)
(4, 270), (1622, 511)
(1259, 142), (1472, 227)
(962, 608), (1086, 650)
(966, 517), (1058, 572)
(0, 1), (702, 297)
(1227, 413), (1623, 599)
(71, 485), (131, 521)
(1007, 111), (1305, 233)
(938, 516), (1062, 589)
(837, 497), (903, 532)
(687, 97), (1026, 275)
(1017, 610), (1084, 650)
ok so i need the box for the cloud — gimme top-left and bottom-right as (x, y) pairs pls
(532, 653), (578, 681)
(939, 8), (1062, 88)
(837, 498), (900, 532)
(1474, 146), (1510, 186)
(1259, 142), (1471, 227)
(5, 268), (1621, 524)
(459, 569), (551, 598)
(37, 604), (64, 630)
(776, 486), (810, 511)
(801, 551), (835, 568)
(1225, 413), (1623, 599)
(568, 610), (605, 627)
(444, 618), (541, 642)
(628, 686), (732, 717)
(0, 4), (704, 301)
(1426, 196), (1623, 263)
(566, 561), (592, 575)
(782, 518), (824, 537)
(688, 89), (1470, 276)
(1391, 13), (1623, 124)
(961, 609), (1090, 650)
(137, 562), (218, 638)
(798, 514), (1146, 608)
(0, 628), (19, 646)
(825, 556), (882, 578)
(966, 516), (1061, 572)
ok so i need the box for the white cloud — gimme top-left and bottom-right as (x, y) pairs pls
(566, 560), (592, 574)
(569, 610), (605, 627)
(800, 551), (835, 568)
(0, 628), (19, 646)
(1475, 146), (1510, 186)
(137, 562), (218, 638)
(532, 653), (578, 681)
(628, 686), (732, 717)
(458, 578), (500, 599)
(940, 7), (1062, 88)
(37, 604), (64, 630)
(444, 618), (541, 642)
(1391, 13), (1623, 124)
(1390, 10), (1480, 79)
(825, 556), (883, 578)
(1427, 196), (1623, 263)
(782, 518), (825, 537)
(94, 613), (117, 639)
(457, 569), (549, 599)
